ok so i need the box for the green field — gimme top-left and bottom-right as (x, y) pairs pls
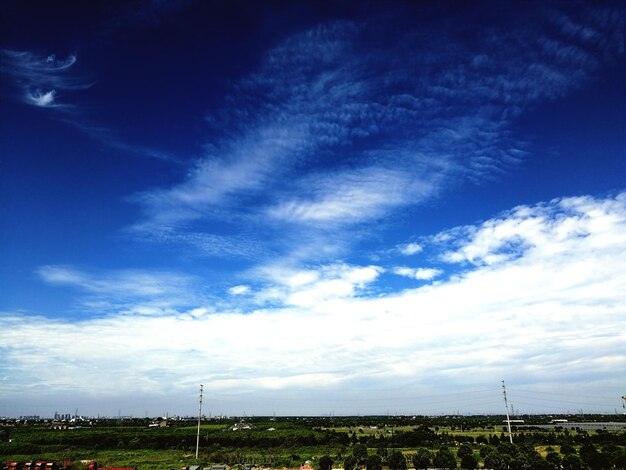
(2, 416), (625, 469)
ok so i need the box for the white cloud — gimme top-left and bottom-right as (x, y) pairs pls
(253, 263), (383, 308)
(3, 192), (623, 415)
(393, 267), (442, 281)
(27, 89), (56, 107)
(228, 285), (250, 296)
(439, 193), (626, 266)
(398, 243), (423, 255)
(413, 268), (442, 280)
(393, 267), (414, 278)
(2, 3), (625, 415)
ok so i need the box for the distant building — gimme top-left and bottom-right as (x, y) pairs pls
(229, 421), (253, 431)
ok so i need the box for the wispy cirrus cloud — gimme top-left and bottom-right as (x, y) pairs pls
(133, 2), (622, 241)
(267, 166), (438, 225)
(37, 265), (197, 312)
(129, 225), (268, 260)
(1, 48), (183, 164)
(0, 49), (88, 109)
(133, 124), (308, 226)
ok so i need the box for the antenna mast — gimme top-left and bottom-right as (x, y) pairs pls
(502, 380), (513, 444)
(196, 384), (203, 460)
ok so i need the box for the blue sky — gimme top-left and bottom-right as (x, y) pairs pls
(1, 0), (625, 418)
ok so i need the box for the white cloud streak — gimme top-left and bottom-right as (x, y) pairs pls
(37, 265), (197, 311)
(267, 167), (437, 224)
(133, 124), (308, 225)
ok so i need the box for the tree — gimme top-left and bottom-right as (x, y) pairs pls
(608, 449), (626, 469)
(545, 451), (561, 470)
(509, 453), (531, 470)
(580, 442), (610, 470)
(580, 443), (598, 463)
(387, 451), (406, 470)
(433, 448), (457, 469)
(457, 445), (472, 459)
(319, 455), (334, 470)
(353, 443), (368, 464)
(484, 451), (510, 470)
(460, 454), (478, 470)
(343, 456), (357, 470)
(562, 454), (583, 470)
(479, 446), (496, 458)
(411, 448), (432, 470)
(343, 455), (358, 470)
(365, 455), (382, 470)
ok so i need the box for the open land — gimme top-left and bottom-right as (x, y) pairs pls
(2, 415), (626, 469)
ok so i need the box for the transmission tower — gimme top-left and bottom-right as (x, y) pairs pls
(502, 380), (513, 444)
(196, 384), (203, 460)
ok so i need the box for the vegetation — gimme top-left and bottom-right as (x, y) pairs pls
(1, 415), (625, 469)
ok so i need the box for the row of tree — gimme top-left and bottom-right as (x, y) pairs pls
(361, 426), (625, 450)
(320, 440), (626, 470)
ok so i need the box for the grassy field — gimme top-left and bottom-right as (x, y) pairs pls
(2, 416), (625, 469)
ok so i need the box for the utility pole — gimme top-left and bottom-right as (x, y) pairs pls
(502, 380), (513, 444)
(196, 384), (203, 460)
